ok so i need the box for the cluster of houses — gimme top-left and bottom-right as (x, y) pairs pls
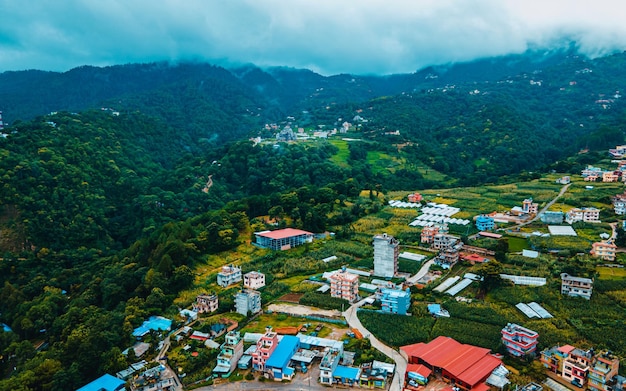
(541, 344), (624, 390)
(208, 325), (395, 388)
(421, 224), (463, 268)
(212, 265), (266, 317)
(581, 164), (626, 183)
(322, 233), (411, 315)
(538, 207), (601, 225)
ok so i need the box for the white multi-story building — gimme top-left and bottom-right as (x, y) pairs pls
(217, 265), (242, 288)
(613, 192), (626, 215)
(565, 207), (601, 224)
(373, 233), (399, 278)
(234, 289), (261, 316)
(243, 271), (266, 290)
(561, 273), (593, 300)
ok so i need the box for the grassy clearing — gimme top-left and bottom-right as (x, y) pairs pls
(597, 266), (626, 280)
(507, 236), (528, 252)
(329, 139), (351, 167)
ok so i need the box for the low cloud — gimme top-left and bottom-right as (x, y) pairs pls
(1, 0), (625, 75)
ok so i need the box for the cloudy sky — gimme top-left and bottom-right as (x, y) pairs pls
(1, 0), (625, 75)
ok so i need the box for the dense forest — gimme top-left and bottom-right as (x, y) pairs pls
(0, 48), (626, 389)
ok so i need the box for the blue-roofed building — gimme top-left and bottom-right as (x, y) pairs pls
(333, 365), (361, 386)
(132, 316), (172, 338)
(76, 374), (126, 391)
(264, 335), (300, 381)
(378, 288), (411, 315)
(1, 323), (12, 333)
(475, 215), (495, 231)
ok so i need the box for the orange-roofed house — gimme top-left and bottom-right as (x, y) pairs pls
(254, 228), (314, 250)
(590, 241), (617, 262)
(400, 336), (504, 391)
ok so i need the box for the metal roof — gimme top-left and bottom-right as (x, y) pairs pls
(434, 276), (461, 292)
(446, 278), (474, 296)
(528, 302), (553, 318)
(265, 335), (300, 369)
(255, 228), (313, 240)
(516, 303), (540, 318)
(500, 274), (546, 286)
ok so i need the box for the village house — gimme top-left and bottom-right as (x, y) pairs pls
(561, 273), (593, 300)
(523, 198), (539, 214)
(588, 351), (621, 391)
(612, 191), (626, 215)
(319, 347), (342, 385)
(408, 193), (423, 203)
(234, 289), (262, 316)
(431, 233), (462, 268)
(501, 323), (539, 357)
(252, 326), (278, 372)
(243, 271), (266, 290)
(556, 176), (571, 184)
(217, 265), (242, 288)
(475, 215), (495, 231)
(590, 241), (617, 262)
(420, 225), (444, 244)
(603, 171), (620, 182)
(264, 335), (300, 381)
(582, 165), (603, 178)
(330, 268), (359, 303)
(541, 345), (621, 390)
(565, 207), (601, 224)
(608, 145), (626, 158)
(377, 288), (411, 315)
(192, 293), (219, 313)
(213, 331), (244, 377)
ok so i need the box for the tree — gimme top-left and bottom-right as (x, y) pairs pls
(615, 225), (626, 247)
(477, 260), (505, 295)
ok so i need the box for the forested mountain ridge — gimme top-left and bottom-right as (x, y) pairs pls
(2, 47), (625, 149)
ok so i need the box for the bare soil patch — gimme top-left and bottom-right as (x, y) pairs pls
(278, 293), (304, 303)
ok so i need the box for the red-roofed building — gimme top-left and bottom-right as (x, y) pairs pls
(401, 336), (504, 391)
(406, 363), (432, 385)
(461, 253), (488, 265)
(254, 228), (314, 250)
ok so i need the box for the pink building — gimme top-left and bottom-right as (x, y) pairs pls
(330, 268), (359, 302)
(252, 326), (279, 372)
(420, 226), (440, 244)
(501, 323), (538, 357)
(408, 193), (423, 203)
(522, 199), (538, 215)
(563, 347), (593, 387)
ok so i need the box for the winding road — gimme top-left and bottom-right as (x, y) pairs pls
(343, 296), (407, 391)
(341, 255), (436, 390)
(506, 183), (571, 231)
